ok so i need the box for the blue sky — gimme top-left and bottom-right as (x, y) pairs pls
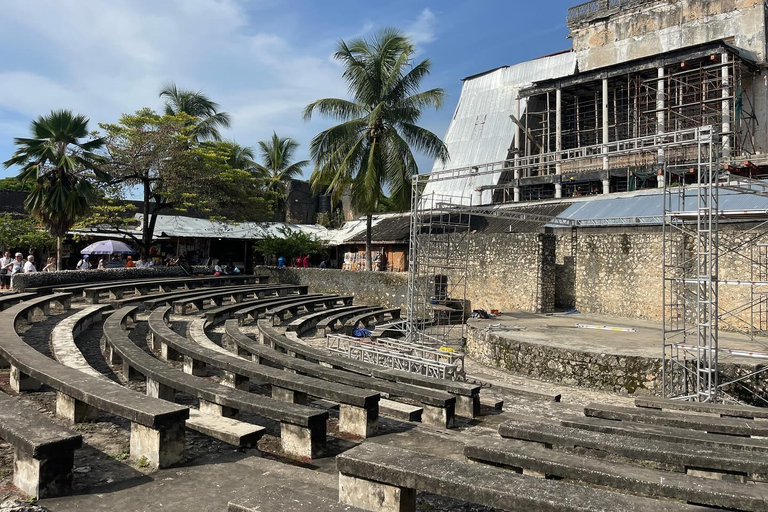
(0, 0), (576, 182)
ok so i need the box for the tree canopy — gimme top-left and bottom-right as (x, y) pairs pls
(0, 214), (56, 253)
(255, 227), (326, 260)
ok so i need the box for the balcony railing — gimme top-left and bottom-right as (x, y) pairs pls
(567, 0), (655, 24)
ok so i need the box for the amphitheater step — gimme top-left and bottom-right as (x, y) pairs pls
(470, 375), (561, 402)
(480, 396), (504, 410)
(380, 398), (423, 422)
(228, 484), (365, 512)
(187, 409), (266, 448)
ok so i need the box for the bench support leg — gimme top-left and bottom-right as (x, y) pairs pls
(56, 392), (99, 423)
(130, 422), (184, 469)
(0, 355), (9, 369)
(199, 399), (238, 418)
(105, 345), (122, 366)
(272, 386), (308, 405)
(221, 371), (250, 391)
(455, 393), (480, 419)
(280, 422), (325, 460)
(160, 342), (182, 362)
(422, 404), (456, 429)
(13, 447), (75, 499)
(123, 362), (143, 381)
(339, 404), (378, 439)
(146, 378), (176, 401)
(183, 356), (206, 377)
(338, 473), (416, 512)
(10, 365), (42, 392)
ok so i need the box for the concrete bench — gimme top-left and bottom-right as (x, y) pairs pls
(0, 292), (38, 311)
(227, 321), (454, 427)
(561, 414), (768, 453)
(172, 284), (306, 315)
(498, 418), (768, 482)
(636, 396), (768, 419)
(336, 443), (708, 512)
(287, 305), (373, 337)
(464, 437), (768, 511)
(149, 307), (379, 439)
(104, 307), (326, 458)
(255, 320), (481, 419)
(233, 294), (324, 325)
(585, 403), (768, 437)
(50, 305), (114, 377)
(343, 308), (401, 335)
(315, 306), (382, 337)
(266, 295), (353, 326)
(0, 391), (83, 498)
(0, 294), (189, 468)
(203, 293), (317, 327)
(80, 275), (267, 304)
(137, 284), (260, 311)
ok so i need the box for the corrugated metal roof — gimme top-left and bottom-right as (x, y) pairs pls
(134, 215), (330, 241)
(423, 51), (577, 206)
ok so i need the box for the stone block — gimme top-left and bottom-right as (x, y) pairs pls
(10, 364), (42, 392)
(455, 393), (480, 418)
(199, 399), (238, 418)
(160, 342), (182, 362)
(146, 378), (176, 401)
(56, 392), (99, 423)
(129, 421), (185, 468)
(183, 355), (206, 376)
(221, 371), (250, 390)
(272, 386), (308, 405)
(338, 473), (416, 512)
(422, 404), (455, 429)
(13, 447), (74, 499)
(339, 403), (378, 439)
(280, 421), (325, 460)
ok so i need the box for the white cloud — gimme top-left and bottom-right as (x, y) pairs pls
(406, 8), (437, 46)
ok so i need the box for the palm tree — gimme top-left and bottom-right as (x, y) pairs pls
(304, 28), (448, 270)
(224, 142), (257, 172)
(159, 82), (232, 141)
(3, 110), (105, 270)
(253, 132), (309, 210)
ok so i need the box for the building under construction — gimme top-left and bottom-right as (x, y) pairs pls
(408, 0), (768, 403)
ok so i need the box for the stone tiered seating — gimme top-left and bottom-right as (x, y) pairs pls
(636, 396), (768, 419)
(314, 306), (382, 337)
(203, 293), (318, 327)
(103, 307), (326, 458)
(585, 403), (768, 437)
(171, 284), (307, 315)
(254, 320), (482, 418)
(464, 437), (768, 511)
(232, 294), (323, 325)
(343, 308), (401, 334)
(0, 294), (189, 468)
(243, 322), (457, 427)
(266, 295), (353, 326)
(137, 285), (262, 311)
(78, 275), (268, 304)
(0, 292), (38, 311)
(148, 306), (380, 439)
(336, 443), (708, 512)
(286, 304), (372, 336)
(497, 417), (768, 481)
(0, 390), (83, 498)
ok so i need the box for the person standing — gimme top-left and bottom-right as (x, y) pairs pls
(0, 251), (12, 289)
(302, 254), (310, 268)
(76, 255), (91, 270)
(294, 255), (302, 268)
(23, 255), (36, 273)
(277, 255), (286, 268)
(125, 256), (135, 268)
(10, 253), (24, 276)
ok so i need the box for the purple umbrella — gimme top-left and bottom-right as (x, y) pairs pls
(80, 239), (136, 255)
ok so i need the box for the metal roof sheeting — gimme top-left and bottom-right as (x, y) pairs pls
(423, 52), (577, 206)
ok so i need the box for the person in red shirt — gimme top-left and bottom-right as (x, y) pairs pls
(125, 256), (135, 268)
(295, 255), (303, 268)
(302, 254), (310, 268)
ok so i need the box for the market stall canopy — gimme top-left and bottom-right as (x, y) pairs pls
(80, 239), (136, 255)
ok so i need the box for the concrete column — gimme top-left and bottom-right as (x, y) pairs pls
(280, 421), (326, 460)
(129, 422), (185, 469)
(122, 362), (143, 381)
(55, 392), (99, 423)
(721, 52), (732, 159)
(272, 386), (308, 405)
(182, 355), (206, 377)
(657, 66), (666, 165)
(105, 345), (122, 366)
(513, 187), (520, 203)
(199, 399), (238, 418)
(146, 378), (176, 401)
(657, 172), (665, 188)
(514, 98), (522, 180)
(10, 365), (41, 392)
(602, 78), (609, 171)
(339, 473), (416, 512)
(555, 87), (563, 199)
(454, 393), (480, 419)
(221, 371), (250, 391)
(338, 403), (379, 439)
(602, 178), (610, 195)
(160, 342), (182, 362)
(13, 447), (75, 499)
(421, 403), (455, 429)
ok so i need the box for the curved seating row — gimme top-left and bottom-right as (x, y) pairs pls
(50, 305), (114, 378)
(254, 319), (481, 418)
(172, 284), (307, 315)
(0, 294), (189, 468)
(147, 306), (379, 440)
(203, 293), (321, 328)
(343, 308), (401, 335)
(314, 306), (381, 337)
(137, 284), (261, 311)
(228, 321), (457, 428)
(266, 295), (353, 326)
(286, 305), (375, 337)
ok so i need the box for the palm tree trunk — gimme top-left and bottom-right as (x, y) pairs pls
(56, 235), (62, 272)
(365, 213), (372, 271)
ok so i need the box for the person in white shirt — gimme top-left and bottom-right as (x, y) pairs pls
(23, 255), (36, 273)
(76, 255), (91, 270)
(10, 253), (24, 276)
(0, 251), (12, 289)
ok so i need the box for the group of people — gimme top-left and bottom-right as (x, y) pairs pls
(75, 254), (158, 270)
(213, 261), (240, 276)
(0, 251), (57, 289)
(276, 254), (331, 269)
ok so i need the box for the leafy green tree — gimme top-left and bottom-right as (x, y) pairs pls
(95, 109), (266, 256)
(223, 142), (257, 173)
(0, 214), (56, 253)
(2, 110), (105, 270)
(304, 28), (448, 270)
(159, 82), (232, 141)
(0, 177), (32, 191)
(256, 227), (326, 261)
(253, 132), (309, 211)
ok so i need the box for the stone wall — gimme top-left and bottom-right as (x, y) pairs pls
(260, 267), (409, 310)
(11, 266), (214, 291)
